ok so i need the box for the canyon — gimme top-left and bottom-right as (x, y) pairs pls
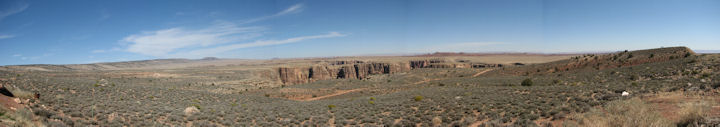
(277, 59), (507, 85)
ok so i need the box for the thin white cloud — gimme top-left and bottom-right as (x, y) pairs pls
(277, 4), (304, 16)
(169, 32), (346, 58)
(91, 50), (106, 53)
(99, 10), (110, 21)
(242, 3), (304, 24)
(12, 54), (21, 57)
(91, 47), (122, 53)
(0, 34), (15, 39)
(18, 53), (53, 61)
(0, 3), (29, 21)
(121, 3), (331, 58)
(122, 21), (264, 56)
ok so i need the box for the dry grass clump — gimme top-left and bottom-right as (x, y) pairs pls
(7, 86), (35, 100)
(571, 98), (673, 127)
(652, 91), (715, 126)
(675, 99), (712, 126)
(0, 108), (44, 127)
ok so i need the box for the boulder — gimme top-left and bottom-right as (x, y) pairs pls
(184, 107), (200, 116)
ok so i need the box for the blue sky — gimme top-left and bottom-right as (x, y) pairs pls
(0, 0), (718, 65)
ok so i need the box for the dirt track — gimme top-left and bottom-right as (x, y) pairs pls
(472, 69), (494, 77)
(298, 88), (367, 101)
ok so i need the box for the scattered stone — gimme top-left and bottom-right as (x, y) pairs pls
(184, 107), (200, 116)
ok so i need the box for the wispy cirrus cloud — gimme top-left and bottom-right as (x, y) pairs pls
(241, 3), (304, 24)
(0, 3), (29, 41)
(0, 34), (15, 39)
(168, 32), (346, 58)
(0, 2), (29, 21)
(120, 3), (344, 58)
(16, 53), (53, 61)
(123, 21), (264, 56)
(99, 10), (110, 21)
(91, 49), (109, 53)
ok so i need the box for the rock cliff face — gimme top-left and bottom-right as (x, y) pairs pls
(277, 67), (310, 84)
(355, 62), (411, 79)
(408, 59), (503, 69)
(409, 59), (445, 68)
(335, 65), (357, 79)
(277, 60), (502, 85)
(471, 63), (503, 68)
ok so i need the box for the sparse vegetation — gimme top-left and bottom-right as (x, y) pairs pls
(571, 98), (673, 127)
(676, 100), (712, 126)
(0, 47), (716, 126)
(414, 96), (423, 101)
(7, 87), (34, 100)
(521, 78), (533, 86)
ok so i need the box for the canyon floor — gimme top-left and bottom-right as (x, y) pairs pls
(0, 47), (719, 126)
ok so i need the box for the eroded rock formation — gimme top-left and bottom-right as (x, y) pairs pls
(277, 67), (310, 84)
(277, 59), (503, 85)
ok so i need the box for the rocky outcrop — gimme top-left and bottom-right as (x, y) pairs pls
(471, 63), (503, 68)
(355, 62), (411, 79)
(409, 59), (445, 68)
(408, 59), (497, 69)
(278, 67), (311, 84)
(278, 59), (503, 85)
(277, 62), (413, 85)
(308, 66), (333, 81)
(335, 65), (357, 79)
(329, 60), (364, 65)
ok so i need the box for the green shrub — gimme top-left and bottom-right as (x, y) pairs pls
(192, 104), (202, 110)
(368, 101), (375, 104)
(414, 96), (423, 101)
(630, 75), (640, 81)
(552, 79), (562, 84)
(701, 73), (711, 78)
(521, 79), (533, 86)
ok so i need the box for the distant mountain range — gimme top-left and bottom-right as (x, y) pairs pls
(695, 50), (720, 54)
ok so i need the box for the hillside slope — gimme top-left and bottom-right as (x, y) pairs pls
(493, 47), (695, 76)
